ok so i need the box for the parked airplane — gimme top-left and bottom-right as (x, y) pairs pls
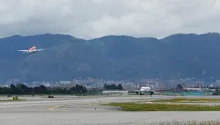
(18, 46), (44, 53)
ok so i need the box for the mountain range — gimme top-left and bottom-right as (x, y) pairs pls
(1, 33), (220, 82)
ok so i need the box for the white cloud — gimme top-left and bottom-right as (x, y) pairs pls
(0, 0), (219, 39)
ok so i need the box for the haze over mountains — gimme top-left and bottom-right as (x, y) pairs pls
(1, 33), (220, 82)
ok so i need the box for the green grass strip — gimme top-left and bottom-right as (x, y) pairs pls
(107, 102), (220, 111)
(149, 120), (220, 125)
(152, 98), (220, 103)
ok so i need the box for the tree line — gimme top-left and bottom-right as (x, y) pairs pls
(104, 84), (123, 90)
(0, 84), (87, 95)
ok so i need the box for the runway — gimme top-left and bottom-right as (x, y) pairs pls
(0, 95), (220, 125)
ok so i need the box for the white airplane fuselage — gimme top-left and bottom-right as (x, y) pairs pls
(27, 46), (38, 53)
(139, 87), (154, 95)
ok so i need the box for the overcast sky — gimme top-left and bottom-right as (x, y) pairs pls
(0, 0), (219, 39)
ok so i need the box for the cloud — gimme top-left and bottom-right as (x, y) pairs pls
(0, 0), (219, 39)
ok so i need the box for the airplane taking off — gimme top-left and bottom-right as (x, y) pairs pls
(18, 46), (44, 53)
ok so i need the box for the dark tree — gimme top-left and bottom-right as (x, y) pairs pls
(116, 84), (123, 90)
(0, 84), (87, 95)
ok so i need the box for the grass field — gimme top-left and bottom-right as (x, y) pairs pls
(149, 121), (220, 125)
(151, 98), (220, 103)
(107, 102), (220, 111)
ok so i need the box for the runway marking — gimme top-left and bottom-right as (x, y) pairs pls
(48, 105), (69, 110)
(48, 106), (57, 111)
(48, 107), (55, 111)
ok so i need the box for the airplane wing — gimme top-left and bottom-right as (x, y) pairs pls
(17, 50), (28, 52)
(35, 49), (44, 51)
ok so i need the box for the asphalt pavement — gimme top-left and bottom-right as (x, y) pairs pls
(0, 95), (220, 125)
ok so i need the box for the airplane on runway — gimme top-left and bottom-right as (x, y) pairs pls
(139, 87), (154, 95)
(132, 86), (154, 95)
(17, 46), (44, 54)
